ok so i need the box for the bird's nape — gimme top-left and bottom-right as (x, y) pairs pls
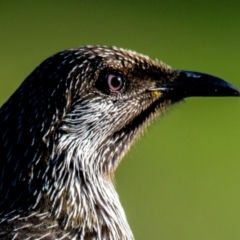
(0, 45), (239, 239)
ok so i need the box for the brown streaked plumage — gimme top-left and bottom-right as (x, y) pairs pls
(0, 46), (239, 239)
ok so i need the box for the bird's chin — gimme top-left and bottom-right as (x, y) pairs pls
(113, 97), (182, 154)
(127, 97), (181, 134)
(106, 97), (182, 173)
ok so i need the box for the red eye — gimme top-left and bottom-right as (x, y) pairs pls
(107, 74), (124, 92)
(96, 71), (126, 94)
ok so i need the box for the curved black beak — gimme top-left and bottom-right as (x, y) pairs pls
(157, 71), (240, 98)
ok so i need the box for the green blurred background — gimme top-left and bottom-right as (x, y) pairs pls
(1, 1), (240, 239)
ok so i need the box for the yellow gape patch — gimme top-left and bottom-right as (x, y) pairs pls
(152, 90), (162, 98)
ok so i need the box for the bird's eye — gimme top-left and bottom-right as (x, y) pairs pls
(107, 74), (124, 92)
(96, 71), (126, 94)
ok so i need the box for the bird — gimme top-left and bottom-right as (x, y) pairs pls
(0, 45), (239, 240)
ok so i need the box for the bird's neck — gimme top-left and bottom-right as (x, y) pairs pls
(29, 148), (134, 239)
(0, 99), (136, 239)
(37, 100), (136, 239)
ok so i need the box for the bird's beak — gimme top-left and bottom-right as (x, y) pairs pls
(154, 71), (240, 98)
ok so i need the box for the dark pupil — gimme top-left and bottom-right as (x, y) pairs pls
(111, 76), (121, 88)
(108, 74), (123, 91)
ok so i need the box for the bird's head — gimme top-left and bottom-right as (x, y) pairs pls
(0, 46), (239, 237)
(42, 46), (238, 175)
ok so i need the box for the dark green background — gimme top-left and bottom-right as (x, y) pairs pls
(1, 1), (240, 239)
